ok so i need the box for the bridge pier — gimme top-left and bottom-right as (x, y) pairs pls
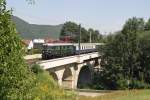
(72, 64), (83, 89)
(56, 70), (64, 86)
(49, 69), (65, 86)
(38, 52), (101, 89)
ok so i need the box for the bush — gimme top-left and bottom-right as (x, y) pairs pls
(116, 79), (129, 90)
(30, 64), (76, 100)
(31, 64), (44, 74)
(92, 84), (105, 90)
(129, 80), (150, 89)
(26, 49), (42, 55)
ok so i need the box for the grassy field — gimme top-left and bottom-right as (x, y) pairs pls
(78, 90), (150, 100)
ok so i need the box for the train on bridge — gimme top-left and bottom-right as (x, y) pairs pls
(42, 43), (103, 60)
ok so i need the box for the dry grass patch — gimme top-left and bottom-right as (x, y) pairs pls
(78, 89), (150, 100)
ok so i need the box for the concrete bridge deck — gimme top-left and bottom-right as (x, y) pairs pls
(37, 52), (99, 69)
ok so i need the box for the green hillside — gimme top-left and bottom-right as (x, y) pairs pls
(12, 16), (63, 39)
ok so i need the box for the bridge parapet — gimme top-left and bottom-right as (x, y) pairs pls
(37, 52), (100, 70)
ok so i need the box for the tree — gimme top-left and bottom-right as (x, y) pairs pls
(139, 36), (150, 84)
(60, 21), (102, 43)
(121, 17), (140, 80)
(60, 21), (79, 42)
(60, 21), (89, 43)
(93, 30), (102, 42)
(94, 17), (147, 90)
(80, 27), (89, 43)
(123, 17), (145, 33)
(0, 0), (34, 99)
(145, 18), (150, 31)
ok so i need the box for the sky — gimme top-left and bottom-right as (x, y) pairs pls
(7, 0), (150, 34)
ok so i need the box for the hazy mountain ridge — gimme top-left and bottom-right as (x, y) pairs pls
(12, 16), (63, 39)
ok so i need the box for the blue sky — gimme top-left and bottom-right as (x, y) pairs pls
(7, 0), (150, 34)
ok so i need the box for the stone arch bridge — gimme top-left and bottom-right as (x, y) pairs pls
(37, 52), (101, 89)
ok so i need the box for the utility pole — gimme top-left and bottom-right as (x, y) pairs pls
(89, 31), (92, 43)
(78, 24), (81, 55)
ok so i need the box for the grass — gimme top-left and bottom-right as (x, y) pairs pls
(78, 89), (150, 100)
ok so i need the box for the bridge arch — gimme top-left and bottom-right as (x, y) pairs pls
(77, 65), (92, 89)
(49, 72), (58, 81)
(62, 67), (73, 88)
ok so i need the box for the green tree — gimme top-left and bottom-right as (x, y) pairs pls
(94, 17), (147, 90)
(60, 21), (79, 42)
(60, 21), (102, 43)
(80, 27), (89, 42)
(0, 0), (34, 99)
(60, 21), (89, 43)
(145, 18), (150, 31)
(123, 17), (145, 33)
(121, 17), (140, 80)
(139, 36), (150, 84)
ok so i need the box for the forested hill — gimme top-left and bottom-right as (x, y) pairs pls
(12, 16), (63, 39)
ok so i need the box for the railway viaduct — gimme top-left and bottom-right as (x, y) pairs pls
(36, 52), (101, 89)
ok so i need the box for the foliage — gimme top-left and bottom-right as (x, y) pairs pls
(138, 35), (150, 84)
(88, 28), (103, 42)
(94, 17), (150, 90)
(31, 64), (44, 74)
(145, 18), (150, 31)
(26, 48), (42, 55)
(0, 0), (34, 99)
(0, 1), (75, 99)
(129, 80), (150, 89)
(30, 64), (76, 100)
(60, 21), (103, 43)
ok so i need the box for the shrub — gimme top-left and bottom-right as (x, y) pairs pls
(30, 64), (76, 100)
(92, 84), (105, 90)
(31, 64), (44, 74)
(116, 79), (129, 90)
(26, 49), (42, 55)
(129, 80), (150, 89)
